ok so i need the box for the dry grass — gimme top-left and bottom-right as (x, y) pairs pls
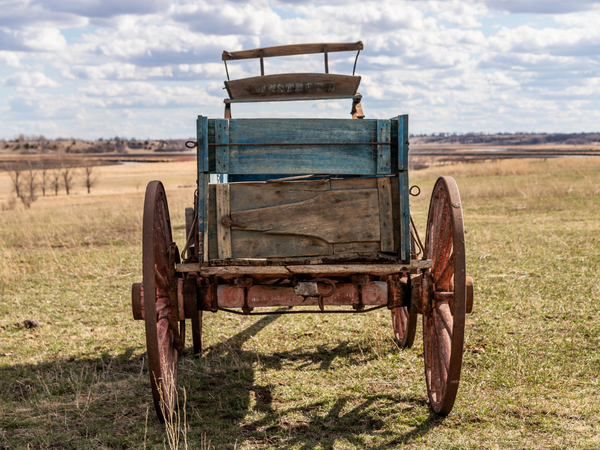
(412, 156), (600, 178)
(1, 158), (600, 449)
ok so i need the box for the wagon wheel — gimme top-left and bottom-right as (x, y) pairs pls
(143, 181), (185, 422)
(422, 176), (467, 415)
(183, 274), (203, 358)
(391, 275), (417, 349)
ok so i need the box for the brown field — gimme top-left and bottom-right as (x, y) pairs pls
(1, 157), (600, 449)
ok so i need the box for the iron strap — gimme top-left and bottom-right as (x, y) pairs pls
(207, 141), (396, 147)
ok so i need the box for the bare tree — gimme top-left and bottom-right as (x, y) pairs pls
(4, 162), (23, 199)
(39, 159), (48, 196)
(51, 167), (61, 195)
(82, 158), (97, 194)
(61, 164), (75, 195)
(20, 160), (38, 208)
(3, 161), (38, 208)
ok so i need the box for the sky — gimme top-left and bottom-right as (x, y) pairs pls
(1, 0), (600, 139)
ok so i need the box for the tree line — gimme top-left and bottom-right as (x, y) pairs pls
(2, 158), (97, 209)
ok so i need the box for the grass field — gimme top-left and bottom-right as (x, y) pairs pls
(1, 158), (600, 449)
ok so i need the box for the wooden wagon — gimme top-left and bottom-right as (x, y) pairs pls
(131, 41), (474, 421)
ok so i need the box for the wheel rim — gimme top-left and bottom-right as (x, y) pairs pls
(422, 176), (466, 415)
(143, 181), (181, 422)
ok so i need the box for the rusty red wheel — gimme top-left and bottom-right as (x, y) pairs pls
(391, 274), (417, 349)
(143, 181), (185, 422)
(422, 176), (467, 415)
(392, 306), (417, 349)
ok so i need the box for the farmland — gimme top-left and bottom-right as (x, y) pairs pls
(1, 157), (600, 449)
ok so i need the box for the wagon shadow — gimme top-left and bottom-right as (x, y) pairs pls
(0, 345), (165, 447)
(182, 312), (443, 449)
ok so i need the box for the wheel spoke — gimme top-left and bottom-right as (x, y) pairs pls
(435, 252), (454, 290)
(424, 317), (435, 397)
(433, 216), (452, 275)
(430, 317), (441, 402)
(436, 300), (453, 336)
(155, 267), (168, 295)
(434, 304), (451, 377)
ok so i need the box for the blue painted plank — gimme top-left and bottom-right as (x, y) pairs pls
(227, 119), (378, 144)
(215, 119), (229, 174)
(209, 118), (384, 175)
(395, 114), (410, 261)
(197, 173), (209, 262)
(197, 116), (208, 173)
(399, 171), (411, 261)
(196, 116), (209, 261)
(228, 146), (377, 174)
(376, 120), (391, 174)
(397, 114), (409, 171)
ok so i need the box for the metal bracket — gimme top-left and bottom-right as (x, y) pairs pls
(238, 277), (254, 315)
(221, 216), (247, 228)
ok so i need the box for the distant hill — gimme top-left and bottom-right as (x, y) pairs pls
(411, 132), (600, 146)
(0, 137), (193, 156)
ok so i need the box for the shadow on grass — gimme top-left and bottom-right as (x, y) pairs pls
(181, 311), (444, 449)
(0, 346), (157, 448)
(0, 312), (443, 449)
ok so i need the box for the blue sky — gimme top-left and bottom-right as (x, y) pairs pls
(1, 0), (599, 139)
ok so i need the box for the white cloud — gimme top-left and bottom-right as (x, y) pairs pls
(3, 71), (61, 87)
(78, 81), (222, 108)
(484, 0), (600, 14)
(0, 51), (21, 67)
(173, 0), (283, 37)
(34, 0), (172, 18)
(1, 0), (600, 137)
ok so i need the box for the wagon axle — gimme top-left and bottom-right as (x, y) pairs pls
(132, 274), (416, 319)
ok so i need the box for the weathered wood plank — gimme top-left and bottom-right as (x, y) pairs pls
(183, 261), (432, 275)
(224, 74), (360, 102)
(213, 119), (380, 175)
(330, 177), (376, 190)
(200, 266), (290, 275)
(215, 119), (229, 173)
(208, 185), (217, 260)
(230, 179), (330, 211)
(390, 176), (400, 252)
(216, 184), (232, 259)
(231, 189), (380, 244)
(288, 262), (432, 274)
(377, 177), (394, 252)
(222, 42), (363, 61)
(333, 242), (380, 254)
(231, 230), (332, 259)
(210, 252), (397, 266)
(377, 120), (391, 174)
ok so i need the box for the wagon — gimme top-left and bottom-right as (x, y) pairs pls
(131, 41), (474, 421)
